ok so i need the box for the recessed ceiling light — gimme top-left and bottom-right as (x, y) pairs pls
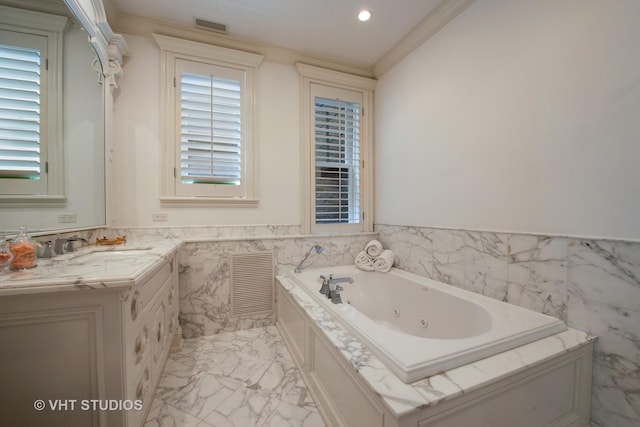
(358, 9), (371, 22)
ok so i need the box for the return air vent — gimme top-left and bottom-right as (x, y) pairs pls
(194, 18), (228, 34)
(230, 251), (274, 317)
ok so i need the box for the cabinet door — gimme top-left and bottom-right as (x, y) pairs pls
(0, 291), (124, 427)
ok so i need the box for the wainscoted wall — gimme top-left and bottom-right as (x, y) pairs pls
(114, 226), (376, 339)
(376, 224), (640, 427)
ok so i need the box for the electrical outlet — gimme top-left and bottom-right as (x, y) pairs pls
(58, 213), (77, 223)
(152, 213), (168, 222)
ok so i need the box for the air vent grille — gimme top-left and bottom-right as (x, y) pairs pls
(230, 251), (274, 317)
(194, 18), (228, 34)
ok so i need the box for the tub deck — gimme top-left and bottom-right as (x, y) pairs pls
(276, 272), (595, 426)
(289, 266), (567, 383)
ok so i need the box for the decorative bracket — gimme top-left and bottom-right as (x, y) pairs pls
(107, 34), (128, 92)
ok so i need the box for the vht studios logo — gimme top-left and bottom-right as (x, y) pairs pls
(34, 399), (143, 411)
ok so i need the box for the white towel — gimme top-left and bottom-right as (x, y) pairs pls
(365, 240), (384, 258)
(355, 250), (374, 271)
(373, 249), (395, 273)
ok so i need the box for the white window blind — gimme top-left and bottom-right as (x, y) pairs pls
(180, 72), (241, 185)
(174, 58), (247, 198)
(314, 96), (361, 225)
(0, 43), (41, 181)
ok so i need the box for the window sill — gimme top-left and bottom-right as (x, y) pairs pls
(160, 197), (259, 207)
(0, 195), (67, 208)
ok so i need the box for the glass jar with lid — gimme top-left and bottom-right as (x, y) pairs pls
(10, 226), (39, 270)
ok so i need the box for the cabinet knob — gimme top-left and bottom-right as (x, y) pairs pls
(131, 291), (142, 321)
(134, 327), (148, 363)
(157, 321), (164, 343)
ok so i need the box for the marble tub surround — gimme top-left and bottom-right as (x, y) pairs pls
(376, 224), (640, 427)
(144, 325), (324, 427)
(277, 274), (595, 420)
(177, 232), (377, 338)
(0, 239), (181, 296)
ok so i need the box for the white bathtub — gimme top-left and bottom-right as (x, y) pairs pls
(288, 265), (567, 383)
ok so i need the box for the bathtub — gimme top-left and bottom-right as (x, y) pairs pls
(288, 265), (567, 383)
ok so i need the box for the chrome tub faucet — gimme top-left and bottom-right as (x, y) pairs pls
(319, 274), (353, 304)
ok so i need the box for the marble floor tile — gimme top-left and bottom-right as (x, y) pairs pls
(145, 326), (325, 427)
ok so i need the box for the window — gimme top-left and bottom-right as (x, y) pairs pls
(154, 34), (263, 206)
(297, 64), (375, 234)
(0, 37), (45, 193)
(0, 7), (66, 204)
(313, 88), (362, 225)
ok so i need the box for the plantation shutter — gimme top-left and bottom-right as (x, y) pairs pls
(0, 43), (42, 180)
(175, 59), (245, 198)
(314, 94), (361, 226)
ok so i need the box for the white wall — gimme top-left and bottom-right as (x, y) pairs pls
(375, 0), (640, 240)
(112, 34), (301, 227)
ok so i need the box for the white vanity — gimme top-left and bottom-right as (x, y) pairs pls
(0, 241), (181, 426)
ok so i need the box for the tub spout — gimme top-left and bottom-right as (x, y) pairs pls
(329, 276), (354, 285)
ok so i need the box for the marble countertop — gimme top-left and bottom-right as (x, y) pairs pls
(276, 274), (597, 418)
(0, 240), (182, 296)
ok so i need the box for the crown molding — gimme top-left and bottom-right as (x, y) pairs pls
(111, 12), (374, 79)
(373, 0), (476, 77)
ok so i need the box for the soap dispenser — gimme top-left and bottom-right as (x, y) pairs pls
(10, 226), (39, 270)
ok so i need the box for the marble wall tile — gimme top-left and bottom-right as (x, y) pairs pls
(376, 224), (434, 277)
(507, 235), (569, 321)
(376, 223), (640, 427)
(462, 231), (509, 302)
(567, 239), (640, 427)
(431, 229), (465, 288)
(112, 224), (303, 241)
(177, 233), (375, 339)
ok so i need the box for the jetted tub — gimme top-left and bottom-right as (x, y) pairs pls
(288, 265), (567, 383)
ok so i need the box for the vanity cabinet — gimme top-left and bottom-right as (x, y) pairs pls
(0, 253), (179, 427)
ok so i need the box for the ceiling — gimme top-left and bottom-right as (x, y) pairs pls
(109, 0), (445, 70)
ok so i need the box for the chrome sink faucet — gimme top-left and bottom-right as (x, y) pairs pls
(54, 236), (89, 254)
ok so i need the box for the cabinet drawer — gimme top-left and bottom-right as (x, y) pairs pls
(128, 261), (172, 324)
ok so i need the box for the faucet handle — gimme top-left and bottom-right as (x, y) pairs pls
(319, 275), (330, 295)
(37, 241), (55, 258)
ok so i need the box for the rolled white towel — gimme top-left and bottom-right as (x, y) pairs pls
(365, 240), (384, 258)
(355, 250), (374, 271)
(373, 249), (395, 273)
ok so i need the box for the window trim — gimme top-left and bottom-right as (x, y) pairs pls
(0, 6), (67, 206)
(296, 63), (375, 234)
(153, 34), (263, 206)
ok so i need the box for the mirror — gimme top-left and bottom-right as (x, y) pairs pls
(0, 0), (105, 234)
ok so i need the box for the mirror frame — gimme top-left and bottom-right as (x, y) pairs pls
(63, 0), (127, 230)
